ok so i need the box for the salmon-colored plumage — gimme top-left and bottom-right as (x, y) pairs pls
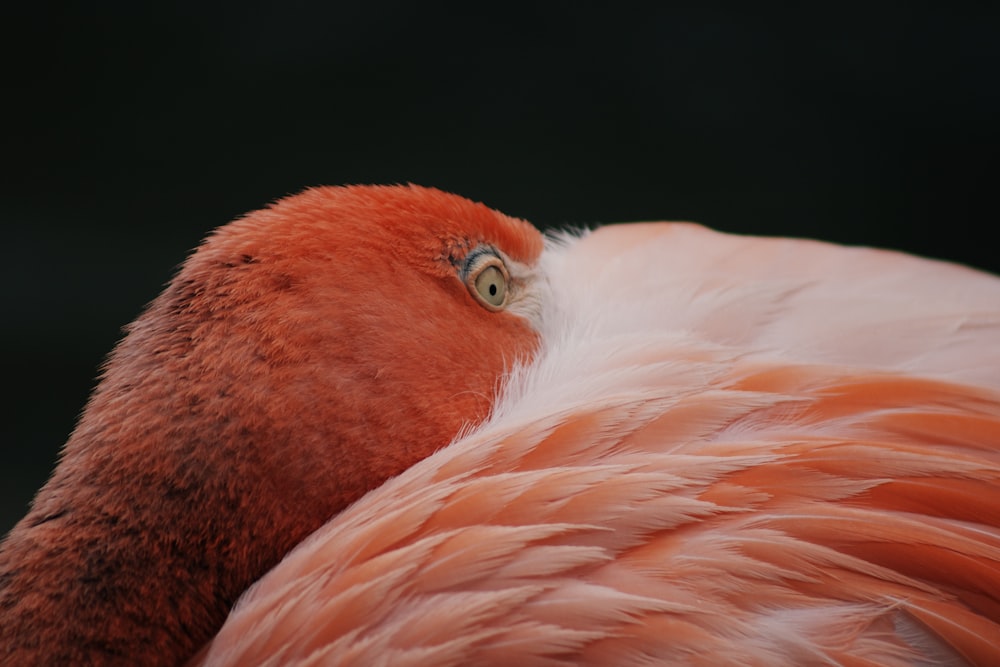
(2, 186), (999, 666)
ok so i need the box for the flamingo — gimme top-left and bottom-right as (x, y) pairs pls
(1, 185), (998, 666)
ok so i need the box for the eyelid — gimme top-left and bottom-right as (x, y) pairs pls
(461, 246), (502, 282)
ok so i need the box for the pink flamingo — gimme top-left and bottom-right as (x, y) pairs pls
(2, 185), (998, 665)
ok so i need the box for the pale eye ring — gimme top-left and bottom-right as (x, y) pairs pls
(465, 251), (510, 311)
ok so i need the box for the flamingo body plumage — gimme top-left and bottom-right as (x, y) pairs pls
(194, 221), (1000, 666)
(2, 187), (999, 665)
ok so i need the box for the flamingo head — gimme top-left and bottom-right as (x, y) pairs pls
(0, 184), (545, 664)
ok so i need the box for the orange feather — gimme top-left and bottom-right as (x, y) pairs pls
(2, 186), (999, 666)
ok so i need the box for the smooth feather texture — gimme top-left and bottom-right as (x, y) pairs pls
(192, 222), (1000, 666)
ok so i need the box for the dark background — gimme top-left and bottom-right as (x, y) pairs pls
(3, 3), (998, 535)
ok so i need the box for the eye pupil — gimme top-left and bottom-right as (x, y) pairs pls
(489, 284), (497, 296)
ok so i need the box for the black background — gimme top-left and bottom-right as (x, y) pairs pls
(3, 3), (998, 535)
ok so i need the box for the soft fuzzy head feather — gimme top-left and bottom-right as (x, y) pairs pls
(0, 184), (544, 665)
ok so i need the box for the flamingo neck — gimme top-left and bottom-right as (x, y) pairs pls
(0, 423), (329, 666)
(0, 321), (496, 664)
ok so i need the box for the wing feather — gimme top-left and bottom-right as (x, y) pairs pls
(194, 223), (1000, 666)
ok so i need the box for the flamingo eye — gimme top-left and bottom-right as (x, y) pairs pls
(475, 266), (507, 307)
(465, 250), (510, 310)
